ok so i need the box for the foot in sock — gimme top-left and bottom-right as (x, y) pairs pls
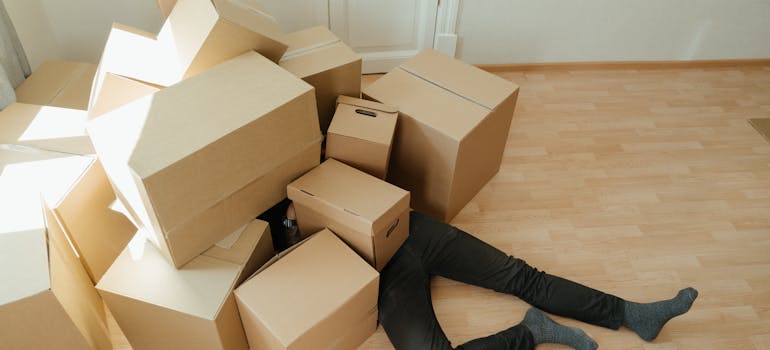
(622, 287), (698, 341)
(522, 308), (598, 350)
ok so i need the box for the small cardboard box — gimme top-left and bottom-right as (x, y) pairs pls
(326, 96), (397, 179)
(280, 26), (362, 134)
(14, 60), (97, 110)
(235, 229), (378, 350)
(0, 150), (111, 349)
(363, 49), (520, 222)
(0, 103), (95, 155)
(287, 159), (409, 271)
(90, 0), (288, 119)
(97, 219), (274, 350)
(88, 51), (322, 268)
(0, 104), (137, 283)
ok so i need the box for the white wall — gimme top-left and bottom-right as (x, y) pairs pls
(455, 0), (770, 64)
(2, 0), (162, 70)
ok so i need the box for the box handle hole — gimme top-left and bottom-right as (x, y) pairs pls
(355, 109), (377, 118)
(386, 218), (399, 238)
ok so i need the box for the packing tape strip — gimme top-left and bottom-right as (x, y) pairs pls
(398, 66), (494, 110)
(280, 39), (342, 62)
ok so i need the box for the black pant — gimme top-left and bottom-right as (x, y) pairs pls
(379, 211), (625, 350)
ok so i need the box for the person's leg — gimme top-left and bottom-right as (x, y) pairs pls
(379, 242), (536, 350)
(407, 211), (625, 330)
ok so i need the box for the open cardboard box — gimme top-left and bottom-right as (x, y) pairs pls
(235, 229), (379, 350)
(97, 219), (274, 350)
(0, 149), (113, 349)
(88, 51), (322, 268)
(280, 26), (361, 134)
(326, 96), (397, 179)
(15, 60), (97, 111)
(288, 159), (409, 271)
(364, 49), (520, 222)
(89, 0), (288, 119)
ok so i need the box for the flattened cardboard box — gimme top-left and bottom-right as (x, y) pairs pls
(364, 49), (519, 222)
(287, 159), (409, 271)
(88, 51), (322, 268)
(97, 219), (274, 350)
(280, 26), (362, 134)
(90, 0), (288, 119)
(235, 229), (379, 350)
(15, 60), (97, 110)
(0, 104), (137, 283)
(326, 96), (397, 179)
(0, 149), (111, 350)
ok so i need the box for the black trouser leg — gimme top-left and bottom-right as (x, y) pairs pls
(408, 211), (625, 329)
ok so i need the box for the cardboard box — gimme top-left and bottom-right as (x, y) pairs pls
(235, 229), (378, 350)
(97, 219), (274, 350)
(88, 51), (322, 268)
(90, 0), (288, 119)
(0, 149), (111, 350)
(0, 103), (137, 283)
(326, 96), (397, 179)
(363, 49), (520, 222)
(14, 60), (97, 110)
(280, 26), (362, 134)
(287, 159), (409, 271)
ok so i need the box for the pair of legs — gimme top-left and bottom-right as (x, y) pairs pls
(379, 211), (697, 349)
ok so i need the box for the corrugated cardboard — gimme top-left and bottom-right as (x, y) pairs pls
(0, 102), (137, 283)
(363, 49), (520, 222)
(280, 26), (362, 134)
(14, 60), (97, 110)
(89, 0), (287, 119)
(97, 219), (274, 350)
(235, 229), (379, 350)
(0, 149), (112, 350)
(287, 159), (409, 271)
(0, 103), (95, 155)
(326, 96), (397, 179)
(88, 51), (322, 268)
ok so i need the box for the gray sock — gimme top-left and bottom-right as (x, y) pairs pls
(522, 308), (598, 350)
(622, 287), (698, 341)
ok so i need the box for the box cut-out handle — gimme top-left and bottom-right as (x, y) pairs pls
(300, 189), (315, 197)
(386, 218), (399, 238)
(355, 109), (377, 118)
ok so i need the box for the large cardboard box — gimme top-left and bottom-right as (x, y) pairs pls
(0, 104), (137, 283)
(14, 60), (97, 110)
(235, 229), (378, 350)
(89, 0), (287, 119)
(97, 219), (274, 350)
(363, 49), (519, 222)
(0, 149), (112, 349)
(280, 26), (361, 134)
(287, 159), (409, 271)
(326, 96), (397, 179)
(88, 51), (322, 268)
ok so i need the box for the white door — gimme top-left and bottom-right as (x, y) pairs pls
(256, 0), (442, 74)
(329, 0), (438, 73)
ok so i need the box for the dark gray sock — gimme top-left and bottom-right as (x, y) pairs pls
(522, 308), (598, 350)
(622, 287), (698, 341)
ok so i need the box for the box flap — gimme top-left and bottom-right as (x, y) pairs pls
(234, 229), (378, 347)
(202, 219), (270, 266)
(212, 0), (286, 46)
(0, 103), (94, 155)
(363, 67), (489, 141)
(281, 26), (339, 55)
(328, 100), (397, 145)
(50, 63), (97, 110)
(0, 230), (50, 305)
(399, 49), (518, 111)
(15, 61), (93, 108)
(287, 159), (408, 225)
(337, 95), (397, 114)
(96, 237), (242, 320)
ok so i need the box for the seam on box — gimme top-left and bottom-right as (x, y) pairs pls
(224, 0), (280, 25)
(281, 39), (341, 62)
(398, 66), (493, 110)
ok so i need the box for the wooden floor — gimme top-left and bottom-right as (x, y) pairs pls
(112, 65), (770, 349)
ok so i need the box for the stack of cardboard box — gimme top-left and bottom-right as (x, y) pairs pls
(0, 0), (519, 348)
